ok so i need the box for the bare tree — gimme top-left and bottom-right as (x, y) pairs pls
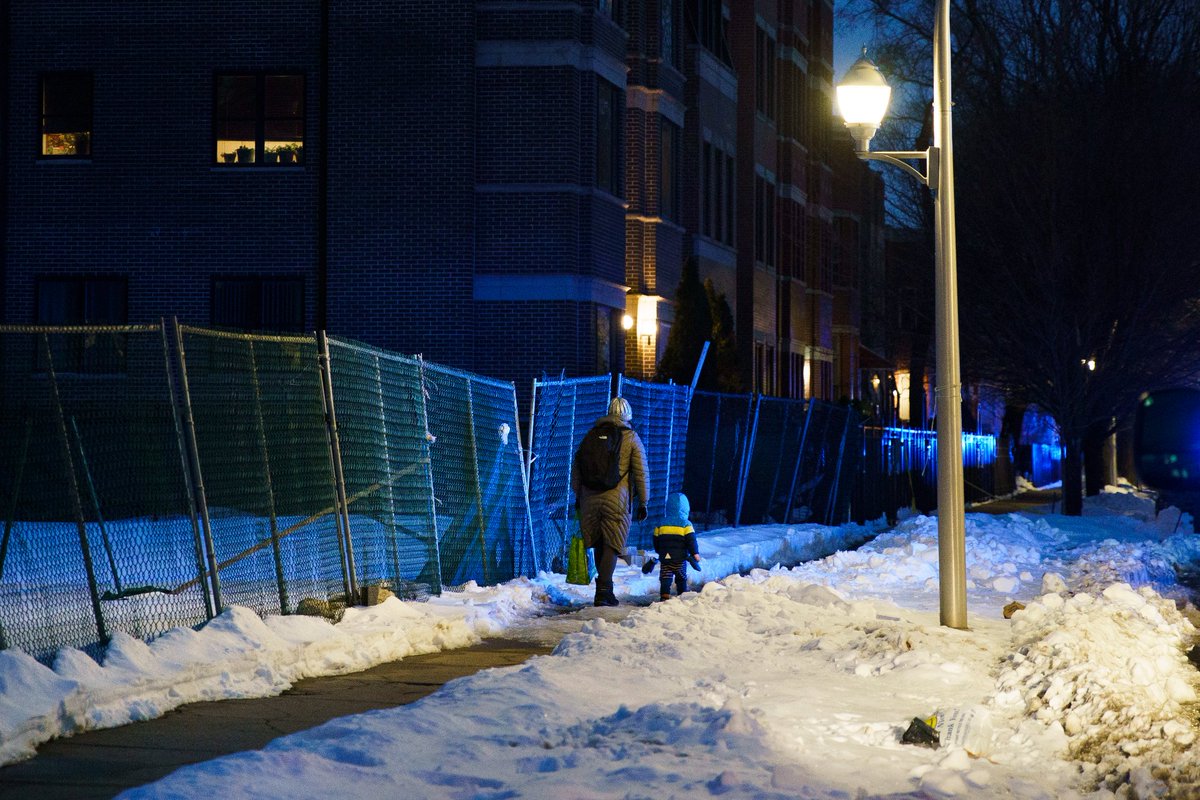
(843, 0), (1200, 513)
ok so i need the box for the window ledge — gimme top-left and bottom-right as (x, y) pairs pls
(210, 166), (306, 173)
(36, 158), (92, 164)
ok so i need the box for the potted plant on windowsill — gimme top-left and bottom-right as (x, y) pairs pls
(236, 145), (254, 164)
(221, 152), (236, 163)
(275, 143), (302, 165)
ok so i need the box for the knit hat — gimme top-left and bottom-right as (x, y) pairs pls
(608, 396), (633, 422)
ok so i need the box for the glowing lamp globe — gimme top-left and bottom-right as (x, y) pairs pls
(836, 51), (891, 151)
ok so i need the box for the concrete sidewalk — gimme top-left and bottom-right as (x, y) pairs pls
(971, 487), (1063, 515)
(0, 637), (556, 800)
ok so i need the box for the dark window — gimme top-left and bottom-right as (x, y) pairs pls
(596, 80), (622, 197)
(212, 277), (304, 332)
(35, 277), (127, 372)
(695, 0), (731, 65)
(599, 0), (625, 26)
(754, 176), (776, 267)
(660, 120), (681, 222)
(720, 153), (729, 245)
(702, 142), (713, 238)
(215, 73), (305, 166)
(661, 0), (678, 68)
(756, 28), (776, 120)
(41, 72), (92, 157)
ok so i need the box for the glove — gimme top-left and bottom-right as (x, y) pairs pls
(641, 557), (657, 575)
(635, 506), (647, 522)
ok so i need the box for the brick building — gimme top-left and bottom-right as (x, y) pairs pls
(0, 0), (882, 403)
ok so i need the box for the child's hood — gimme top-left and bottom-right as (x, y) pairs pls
(664, 492), (691, 524)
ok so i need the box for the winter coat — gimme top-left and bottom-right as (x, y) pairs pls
(571, 414), (650, 554)
(653, 491), (698, 564)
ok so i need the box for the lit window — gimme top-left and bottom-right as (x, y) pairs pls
(212, 277), (304, 332)
(41, 72), (92, 158)
(35, 276), (127, 372)
(215, 74), (305, 166)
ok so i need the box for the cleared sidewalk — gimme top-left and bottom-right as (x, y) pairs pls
(0, 637), (557, 800)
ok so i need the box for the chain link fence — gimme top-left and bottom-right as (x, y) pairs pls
(3, 322), (993, 665)
(0, 325), (210, 662)
(0, 324), (537, 663)
(853, 426), (1002, 523)
(684, 393), (862, 529)
(615, 376), (690, 550)
(527, 376), (611, 573)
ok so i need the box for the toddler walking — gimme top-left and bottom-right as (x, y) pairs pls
(644, 491), (700, 600)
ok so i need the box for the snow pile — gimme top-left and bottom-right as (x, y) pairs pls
(0, 522), (864, 767)
(995, 580), (1200, 796)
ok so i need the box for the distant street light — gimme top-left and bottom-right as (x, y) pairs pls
(835, 0), (967, 629)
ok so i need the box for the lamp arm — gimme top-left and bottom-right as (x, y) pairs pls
(853, 148), (935, 187)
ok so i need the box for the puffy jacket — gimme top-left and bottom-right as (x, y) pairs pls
(571, 414), (649, 553)
(653, 491), (698, 562)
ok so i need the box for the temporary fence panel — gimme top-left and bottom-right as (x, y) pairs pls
(420, 360), (535, 588)
(784, 400), (854, 526)
(737, 396), (809, 525)
(851, 426), (1001, 523)
(0, 326), (209, 663)
(616, 375), (691, 550)
(527, 376), (611, 573)
(325, 338), (442, 597)
(683, 391), (755, 529)
(1031, 442), (1062, 487)
(177, 326), (348, 617)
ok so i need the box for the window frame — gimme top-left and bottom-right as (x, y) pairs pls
(595, 79), (623, 197)
(213, 72), (306, 167)
(40, 71), (93, 159)
(659, 119), (681, 222)
(210, 275), (306, 333)
(33, 275), (129, 373)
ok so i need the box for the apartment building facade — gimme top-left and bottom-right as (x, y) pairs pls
(1, 0), (881, 402)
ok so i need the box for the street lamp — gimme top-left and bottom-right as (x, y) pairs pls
(835, 0), (967, 629)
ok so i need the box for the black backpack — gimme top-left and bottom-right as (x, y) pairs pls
(574, 421), (627, 491)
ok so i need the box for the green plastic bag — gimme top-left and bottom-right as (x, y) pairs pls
(567, 535), (591, 585)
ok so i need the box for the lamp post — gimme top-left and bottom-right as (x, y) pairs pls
(835, 0), (967, 629)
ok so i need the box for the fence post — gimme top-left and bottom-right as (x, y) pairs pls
(316, 331), (358, 604)
(825, 407), (855, 525)
(374, 354), (405, 587)
(663, 382), (676, 507)
(703, 394), (720, 522)
(512, 384), (539, 574)
(41, 333), (109, 646)
(526, 378), (538, 504)
(69, 416), (122, 595)
(161, 321), (214, 620)
(783, 400), (816, 525)
(415, 356), (444, 593)
(464, 380), (490, 585)
(734, 394), (761, 527)
(248, 340), (290, 615)
(172, 319), (223, 614)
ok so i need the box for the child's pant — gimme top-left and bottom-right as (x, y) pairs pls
(659, 559), (686, 596)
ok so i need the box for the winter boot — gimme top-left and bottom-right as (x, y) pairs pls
(659, 592), (671, 601)
(594, 588), (619, 607)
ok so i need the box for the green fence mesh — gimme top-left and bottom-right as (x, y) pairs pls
(418, 359), (534, 588)
(0, 326), (210, 663)
(178, 326), (348, 618)
(683, 391), (755, 528)
(615, 376), (691, 550)
(325, 338), (441, 597)
(1, 323), (873, 665)
(528, 376), (611, 573)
